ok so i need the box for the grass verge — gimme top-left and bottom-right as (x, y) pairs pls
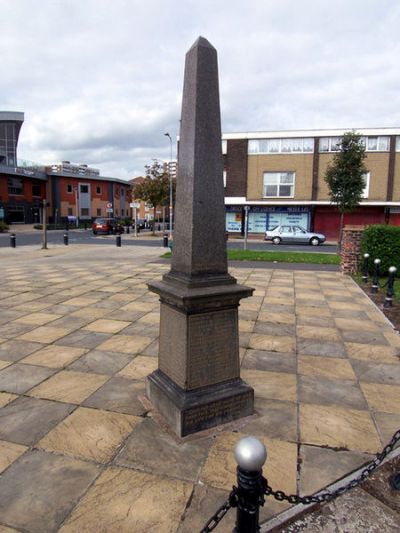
(353, 273), (400, 302)
(162, 249), (340, 265)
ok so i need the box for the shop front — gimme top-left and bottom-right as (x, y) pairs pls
(226, 205), (312, 234)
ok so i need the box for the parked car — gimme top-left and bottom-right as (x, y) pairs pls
(92, 218), (125, 235)
(265, 225), (326, 246)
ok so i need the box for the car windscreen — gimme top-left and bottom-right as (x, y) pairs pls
(94, 218), (107, 224)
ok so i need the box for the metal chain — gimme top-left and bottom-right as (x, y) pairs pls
(263, 429), (400, 505)
(200, 429), (400, 531)
(200, 488), (238, 533)
(378, 280), (389, 289)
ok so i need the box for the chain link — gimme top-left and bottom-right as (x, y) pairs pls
(263, 429), (400, 505)
(200, 488), (238, 533)
(200, 429), (400, 531)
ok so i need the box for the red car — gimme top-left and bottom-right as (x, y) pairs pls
(92, 217), (124, 235)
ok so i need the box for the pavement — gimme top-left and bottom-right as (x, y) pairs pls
(0, 244), (399, 532)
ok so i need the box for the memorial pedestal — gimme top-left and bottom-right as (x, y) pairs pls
(146, 279), (254, 437)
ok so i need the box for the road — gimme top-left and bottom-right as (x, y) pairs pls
(0, 229), (338, 253)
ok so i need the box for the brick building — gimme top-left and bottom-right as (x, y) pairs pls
(223, 128), (400, 240)
(0, 111), (131, 224)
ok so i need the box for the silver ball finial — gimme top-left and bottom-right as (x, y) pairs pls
(364, 253), (370, 259)
(234, 436), (267, 471)
(389, 266), (397, 274)
(374, 258), (381, 265)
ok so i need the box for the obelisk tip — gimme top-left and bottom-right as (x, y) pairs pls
(188, 36), (216, 53)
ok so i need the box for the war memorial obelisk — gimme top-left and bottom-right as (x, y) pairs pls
(146, 37), (254, 437)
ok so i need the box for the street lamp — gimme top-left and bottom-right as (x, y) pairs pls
(164, 132), (173, 239)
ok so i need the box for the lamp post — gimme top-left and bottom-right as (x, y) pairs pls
(164, 132), (173, 239)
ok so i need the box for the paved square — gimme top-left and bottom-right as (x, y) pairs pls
(0, 245), (399, 531)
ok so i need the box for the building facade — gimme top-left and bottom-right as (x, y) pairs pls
(223, 128), (400, 240)
(0, 111), (131, 224)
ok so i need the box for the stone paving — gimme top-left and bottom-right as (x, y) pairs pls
(0, 246), (400, 532)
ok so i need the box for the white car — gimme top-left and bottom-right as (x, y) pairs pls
(265, 225), (326, 246)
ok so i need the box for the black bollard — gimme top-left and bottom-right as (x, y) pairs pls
(233, 437), (267, 533)
(137, 226), (140, 234)
(126, 225), (130, 234)
(371, 258), (381, 293)
(362, 253), (370, 283)
(10, 233), (16, 248)
(116, 234), (121, 247)
(163, 234), (168, 248)
(384, 266), (397, 308)
(63, 232), (69, 246)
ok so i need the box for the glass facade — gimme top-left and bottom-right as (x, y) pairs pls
(0, 122), (18, 166)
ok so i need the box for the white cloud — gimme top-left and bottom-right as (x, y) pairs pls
(1, 0), (399, 179)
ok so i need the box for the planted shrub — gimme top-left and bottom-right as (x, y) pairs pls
(0, 221), (9, 233)
(361, 225), (400, 274)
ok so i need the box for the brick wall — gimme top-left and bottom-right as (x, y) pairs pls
(225, 139), (248, 197)
(341, 225), (365, 274)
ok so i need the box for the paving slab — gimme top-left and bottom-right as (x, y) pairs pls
(0, 248), (399, 531)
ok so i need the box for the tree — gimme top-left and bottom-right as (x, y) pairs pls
(133, 160), (174, 235)
(324, 131), (367, 253)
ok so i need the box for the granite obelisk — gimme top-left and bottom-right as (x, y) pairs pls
(146, 37), (254, 437)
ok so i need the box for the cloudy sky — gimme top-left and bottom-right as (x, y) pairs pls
(1, 0), (399, 180)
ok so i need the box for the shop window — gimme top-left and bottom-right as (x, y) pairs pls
(263, 172), (295, 198)
(67, 184), (73, 193)
(96, 186), (101, 195)
(96, 208), (102, 216)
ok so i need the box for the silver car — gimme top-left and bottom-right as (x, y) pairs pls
(264, 225), (326, 246)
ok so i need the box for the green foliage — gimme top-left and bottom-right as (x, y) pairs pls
(361, 225), (400, 274)
(0, 220), (9, 232)
(162, 249), (340, 265)
(134, 160), (175, 209)
(324, 132), (367, 214)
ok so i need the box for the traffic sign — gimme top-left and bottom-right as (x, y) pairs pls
(130, 202), (140, 208)
(106, 202), (113, 209)
(106, 208), (113, 213)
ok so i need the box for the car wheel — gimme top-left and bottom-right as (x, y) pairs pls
(272, 237), (281, 245)
(310, 237), (320, 246)
(93, 231), (97, 235)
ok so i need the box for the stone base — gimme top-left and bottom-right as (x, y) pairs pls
(146, 369), (254, 437)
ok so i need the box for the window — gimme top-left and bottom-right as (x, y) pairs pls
(80, 184), (89, 194)
(67, 207), (73, 216)
(121, 188), (124, 196)
(320, 136), (389, 152)
(8, 177), (23, 195)
(121, 209), (125, 216)
(263, 172), (295, 197)
(32, 183), (41, 197)
(81, 208), (89, 216)
(223, 170), (227, 188)
(248, 138), (314, 154)
(67, 184), (73, 193)
(222, 140), (227, 155)
(396, 137), (400, 151)
(362, 172), (370, 199)
(96, 186), (101, 195)
(96, 208), (102, 216)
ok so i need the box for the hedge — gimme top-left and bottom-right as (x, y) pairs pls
(360, 225), (400, 274)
